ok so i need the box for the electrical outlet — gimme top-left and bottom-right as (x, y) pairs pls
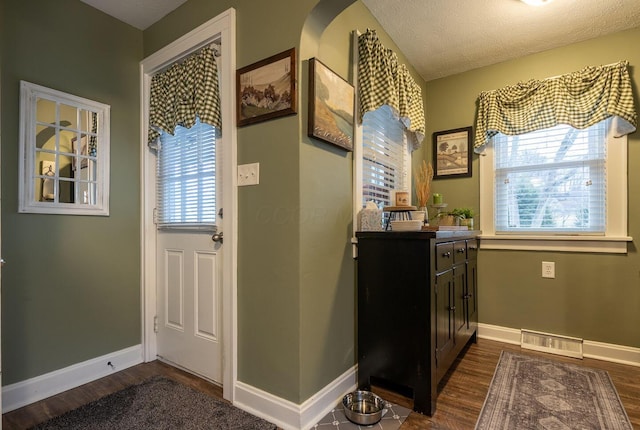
(237, 163), (259, 186)
(542, 261), (555, 279)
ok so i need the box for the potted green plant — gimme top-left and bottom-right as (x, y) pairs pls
(450, 207), (475, 230)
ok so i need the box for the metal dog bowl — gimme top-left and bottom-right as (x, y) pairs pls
(342, 390), (386, 425)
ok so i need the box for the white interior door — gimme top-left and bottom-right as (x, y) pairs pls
(154, 116), (224, 383)
(141, 9), (237, 399)
(157, 226), (223, 383)
(153, 103), (223, 383)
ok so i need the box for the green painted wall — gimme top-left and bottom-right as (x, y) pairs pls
(299, 1), (428, 401)
(145, 0), (427, 403)
(424, 27), (640, 347)
(144, 0), (344, 404)
(8, 0), (632, 412)
(0, 0), (143, 384)
(0, 0), (427, 403)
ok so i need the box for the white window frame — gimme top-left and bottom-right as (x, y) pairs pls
(19, 81), (110, 215)
(479, 121), (632, 254)
(351, 32), (412, 254)
(359, 106), (411, 207)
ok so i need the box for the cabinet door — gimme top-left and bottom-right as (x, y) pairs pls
(435, 270), (454, 364)
(453, 264), (466, 338)
(466, 257), (478, 331)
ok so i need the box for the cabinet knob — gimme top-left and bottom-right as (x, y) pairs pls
(448, 305), (456, 311)
(442, 251), (451, 258)
(457, 248), (465, 253)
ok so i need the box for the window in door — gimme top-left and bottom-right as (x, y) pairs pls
(156, 117), (217, 229)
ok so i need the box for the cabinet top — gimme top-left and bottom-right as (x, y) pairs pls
(356, 230), (480, 240)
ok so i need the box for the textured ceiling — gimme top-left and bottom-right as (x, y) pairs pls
(362, 0), (640, 81)
(80, 0), (187, 30)
(80, 0), (640, 80)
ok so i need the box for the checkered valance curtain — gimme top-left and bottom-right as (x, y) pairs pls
(474, 60), (637, 152)
(148, 45), (221, 147)
(358, 29), (425, 150)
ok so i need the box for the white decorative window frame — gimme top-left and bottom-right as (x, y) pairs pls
(19, 81), (110, 215)
(479, 130), (631, 254)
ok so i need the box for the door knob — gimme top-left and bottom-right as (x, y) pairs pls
(212, 232), (224, 244)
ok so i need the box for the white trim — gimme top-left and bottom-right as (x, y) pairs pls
(140, 8), (237, 403)
(477, 323), (522, 345)
(583, 340), (640, 367)
(479, 128), (629, 254)
(351, 30), (362, 259)
(478, 323), (640, 367)
(234, 366), (357, 430)
(2, 345), (142, 413)
(479, 235), (632, 254)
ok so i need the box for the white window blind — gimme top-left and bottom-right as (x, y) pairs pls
(361, 105), (409, 208)
(156, 117), (216, 228)
(494, 120), (608, 234)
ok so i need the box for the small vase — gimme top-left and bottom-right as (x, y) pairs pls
(460, 218), (474, 230)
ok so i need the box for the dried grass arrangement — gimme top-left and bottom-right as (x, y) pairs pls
(414, 160), (434, 208)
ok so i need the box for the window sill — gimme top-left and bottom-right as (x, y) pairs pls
(478, 234), (633, 254)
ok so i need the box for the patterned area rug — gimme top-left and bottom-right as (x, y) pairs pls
(29, 376), (275, 430)
(313, 397), (410, 430)
(475, 351), (632, 429)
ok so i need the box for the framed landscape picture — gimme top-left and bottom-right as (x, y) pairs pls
(433, 126), (473, 179)
(236, 48), (297, 126)
(308, 58), (354, 151)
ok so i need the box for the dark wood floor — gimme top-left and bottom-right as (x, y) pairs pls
(3, 338), (639, 429)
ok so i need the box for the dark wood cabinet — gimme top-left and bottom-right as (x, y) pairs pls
(355, 231), (478, 415)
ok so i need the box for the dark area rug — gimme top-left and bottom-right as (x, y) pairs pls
(29, 376), (276, 430)
(475, 351), (632, 429)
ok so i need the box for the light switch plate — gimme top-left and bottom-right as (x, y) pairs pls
(238, 163), (259, 186)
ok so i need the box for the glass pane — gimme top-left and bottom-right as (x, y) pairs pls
(76, 181), (96, 205)
(157, 118), (216, 225)
(59, 179), (73, 203)
(79, 109), (90, 132)
(75, 135), (88, 155)
(60, 103), (78, 129)
(37, 176), (55, 202)
(36, 98), (57, 124)
(86, 160), (97, 181)
(59, 155), (73, 179)
(36, 152), (56, 176)
(75, 160), (92, 180)
(36, 124), (57, 150)
(78, 183), (87, 204)
(60, 130), (75, 155)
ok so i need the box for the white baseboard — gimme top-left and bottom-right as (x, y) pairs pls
(477, 323), (523, 345)
(583, 340), (640, 367)
(478, 323), (640, 367)
(234, 365), (357, 430)
(2, 344), (143, 413)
